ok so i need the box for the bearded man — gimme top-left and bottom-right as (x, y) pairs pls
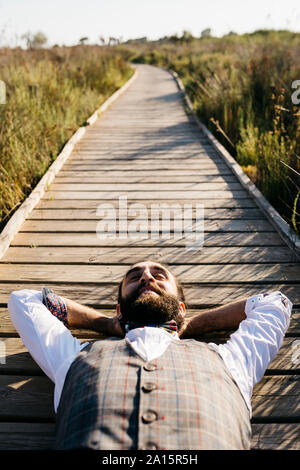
(8, 260), (292, 450)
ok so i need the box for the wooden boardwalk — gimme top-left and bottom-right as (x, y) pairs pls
(0, 64), (299, 450)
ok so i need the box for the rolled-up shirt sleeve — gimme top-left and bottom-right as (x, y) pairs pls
(209, 291), (293, 417)
(8, 289), (88, 412)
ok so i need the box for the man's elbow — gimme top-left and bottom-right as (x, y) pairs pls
(8, 289), (39, 316)
(8, 290), (25, 314)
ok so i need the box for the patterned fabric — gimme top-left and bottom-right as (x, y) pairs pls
(280, 293), (289, 309)
(55, 338), (251, 450)
(42, 287), (68, 327)
(125, 319), (178, 336)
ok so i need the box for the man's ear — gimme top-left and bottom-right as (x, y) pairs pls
(116, 304), (122, 320)
(179, 302), (186, 319)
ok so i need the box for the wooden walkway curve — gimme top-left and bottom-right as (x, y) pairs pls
(0, 64), (299, 450)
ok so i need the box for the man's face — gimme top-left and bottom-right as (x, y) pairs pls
(117, 261), (185, 328)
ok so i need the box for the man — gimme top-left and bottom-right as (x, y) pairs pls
(8, 260), (292, 450)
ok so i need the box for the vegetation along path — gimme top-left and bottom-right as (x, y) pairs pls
(0, 64), (299, 449)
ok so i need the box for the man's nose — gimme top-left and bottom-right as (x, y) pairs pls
(140, 269), (155, 284)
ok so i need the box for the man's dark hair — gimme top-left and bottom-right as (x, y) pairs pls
(117, 260), (186, 304)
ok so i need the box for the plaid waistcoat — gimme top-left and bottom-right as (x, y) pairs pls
(55, 337), (251, 450)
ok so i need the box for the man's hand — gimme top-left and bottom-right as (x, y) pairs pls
(179, 299), (248, 339)
(109, 315), (125, 338)
(178, 318), (190, 338)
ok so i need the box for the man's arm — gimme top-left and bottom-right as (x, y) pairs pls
(8, 289), (84, 384)
(179, 299), (247, 338)
(211, 291), (293, 415)
(63, 297), (124, 337)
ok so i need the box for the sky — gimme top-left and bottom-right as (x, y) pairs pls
(0, 0), (300, 47)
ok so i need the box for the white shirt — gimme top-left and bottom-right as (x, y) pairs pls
(8, 289), (292, 418)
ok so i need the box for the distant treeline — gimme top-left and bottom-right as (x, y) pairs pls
(117, 30), (300, 235)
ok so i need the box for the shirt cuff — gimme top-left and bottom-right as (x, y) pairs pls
(245, 291), (293, 327)
(42, 289), (68, 327)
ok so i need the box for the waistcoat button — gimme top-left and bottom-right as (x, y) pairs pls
(144, 363), (157, 371)
(142, 382), (157, 392)
(140, 442), (158, 450)
(142, 410), (158, 423)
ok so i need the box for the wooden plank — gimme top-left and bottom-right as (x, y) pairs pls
(0, 375), (55, 420)
(57, 170), (237, 178)
(72, 144), (208, 150)
(267, 336), (300, 369)
(75, 139), (209, 143)
(2, 246), (293, 265)
(0, 374), (298, 421)
(36, 198), (258, 209)
(75, 136), (207, 141)
(74, 136), (208, 140)
(62, 162), (231, 171)
(67, 156), (224, 163)
(74, 136), (207, 141)
(44, 190), (250, 199)
(18, 219), (274, 233)
(69, 155), (223, 162)
(1, 283), (298, 307)
(28, 207), (265, 220)
(71, 149), (222, 156)
(251, 423), (300, 450)
(252, 375), (300, 418)
(72, 146), (218, 152)
(73, 137), (209, 140)
(55, 175), (239, 183)
(59, 168), (235, 176)
(0, 263), (299, 283)
(72, 144), (217, 149)
(0, 423), (55, 450)
(81, 131), (206, 136)
(49, 182), (244, 191)
(10, 232), (285, 247)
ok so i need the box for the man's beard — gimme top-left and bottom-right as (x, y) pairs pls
(120, 284), (184, 330)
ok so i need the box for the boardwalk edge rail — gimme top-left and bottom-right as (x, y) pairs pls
(169, 69), (300, 260)
(0, 65), (139, 261)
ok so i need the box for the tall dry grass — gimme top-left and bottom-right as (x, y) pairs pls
(0, 45), (133, 230)
(119, 31), (300, 235)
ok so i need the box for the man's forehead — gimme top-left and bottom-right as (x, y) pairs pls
(124, 261), (173, 279)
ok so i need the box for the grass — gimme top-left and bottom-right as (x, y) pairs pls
(118, 30), (300, 236)
(0, 45), (133, 231)
(1, 35), (299, 238)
